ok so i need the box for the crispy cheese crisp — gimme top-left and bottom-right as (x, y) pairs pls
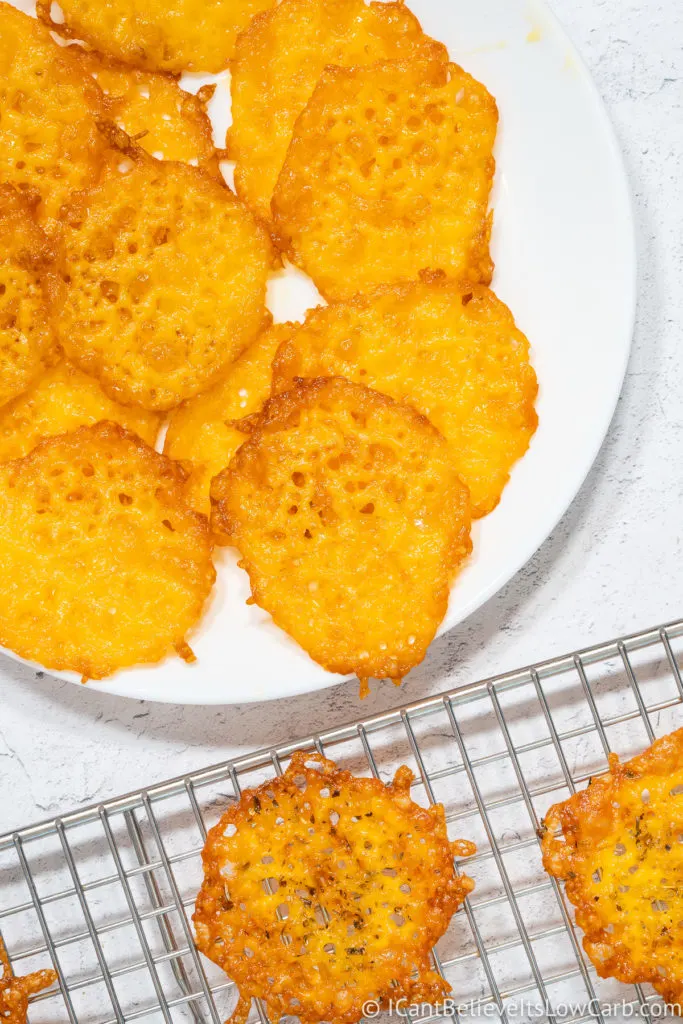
(0, 3), (105, 229)
(0, 937), (57, 1024)
(228, 0), (447, 223)
(37, 0), (278, 74)
(0, 422), (215, 679)
(0, 362), (160, 463)
(72, 48), (220, 176)
(273, 59), (498, 300)
(56, 140), (273, 411)
(541, 728), (683, 1006)
(194, 750), (475, 1024)
(272, 276), (538, 517)
(211, 378), (471, 690)
(0, 186), (58, 410)
(164, 325), (288, 516)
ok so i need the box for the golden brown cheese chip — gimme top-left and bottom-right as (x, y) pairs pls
(0, 937), (57, 1024)
(228, 0), (447, 223)
(72, 48), (220, 176)
(0, 3), (105, 229)
(541, 728), (683, 1006)
(0, 186), (58, 410)
(56, 144), (273, 411)
(37, 0), (278, 74)
(0, 362), (160, 463)
(211, 378), (471, 688)
(194, 750), (475, 1024)
(0, 422), (215, 679)
(273, 59), (498, 300)
(164, 325), (289, 516)
(273, 277), (538, 517)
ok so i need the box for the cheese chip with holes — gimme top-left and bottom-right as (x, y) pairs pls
(0, 362), (160, 463)
(0, 186), (58, 410)
(73, 48), (220, 176)
(0, 937), (56, 1024)
(541, 728), (683, 1006)
(56, 142), (273, 411)
(164, 325), (290, 517)
(0, 3), (106, 229)
(273, 59), (498, 300)
(37, 0), (278, 74)
(228, 0), (447, 223)
(0, 422), (215, 679)
(194, 750), (475, 1024)
(211, 378), (472, 690)
(272, 276), (538, 517)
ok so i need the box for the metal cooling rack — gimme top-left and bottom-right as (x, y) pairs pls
(3, 618), (683, 1024)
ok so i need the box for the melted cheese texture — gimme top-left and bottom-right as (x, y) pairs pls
(0, 3), (105, 228)
(37, 0), (278, 74)
(273, 59), (497, 300)
(228, 0), (447, 223)
(211, 378), (472, 690)
(56, 152), (272, 411)
(542, 728), (683, 1006)
(0, 937), (56, 1024)
(0, 422), (215, 679)
(272, 276), (538, 517)
(164, 325), (288, 517)
(73, 48), (220, 175)
(0, 362), (160, 463)
(195, 751), (475, 1024)
(0, 186), (57, 410)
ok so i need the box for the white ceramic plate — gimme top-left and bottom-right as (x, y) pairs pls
(3, 0), (636, 703)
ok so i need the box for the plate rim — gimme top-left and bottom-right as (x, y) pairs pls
(433, 0), (637, 636)
(0, 0), (637, 704)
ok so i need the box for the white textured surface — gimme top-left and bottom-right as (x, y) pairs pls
(1, 0), (682, 833)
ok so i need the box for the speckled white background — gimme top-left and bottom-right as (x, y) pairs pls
(1, 0), (682, 836)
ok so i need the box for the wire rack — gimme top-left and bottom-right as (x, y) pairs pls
(2, 618), (683, 1024)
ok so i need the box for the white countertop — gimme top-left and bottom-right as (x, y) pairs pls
(1, 0), (682, 835)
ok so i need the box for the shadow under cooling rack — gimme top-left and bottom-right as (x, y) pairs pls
(2, 618), (683, 1024)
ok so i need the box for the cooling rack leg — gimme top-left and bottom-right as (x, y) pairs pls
(124, 809), (205, 1024)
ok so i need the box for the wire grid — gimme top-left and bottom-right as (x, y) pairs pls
(2, 618), (683, 1024)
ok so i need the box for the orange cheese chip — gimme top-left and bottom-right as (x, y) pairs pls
(272, 276), (538, 517)
(0, 3), (105, 229)
(211, 378), (471, 688)
(228, 0), (447, 223)
(0, 362), (160, 463)
(273, 59), (497, 299)
(0, 185), (58, 410)
(164, 325), (288, 516)
(37, 0), (278, 74)
(73, 48), (220, 176)
(56, 141), (273, 411)
(0, 937), (57, 1024)
(0, 422), (215, 679)
(541, 728), (683, 1006)
(194, 750), (475, 1024)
